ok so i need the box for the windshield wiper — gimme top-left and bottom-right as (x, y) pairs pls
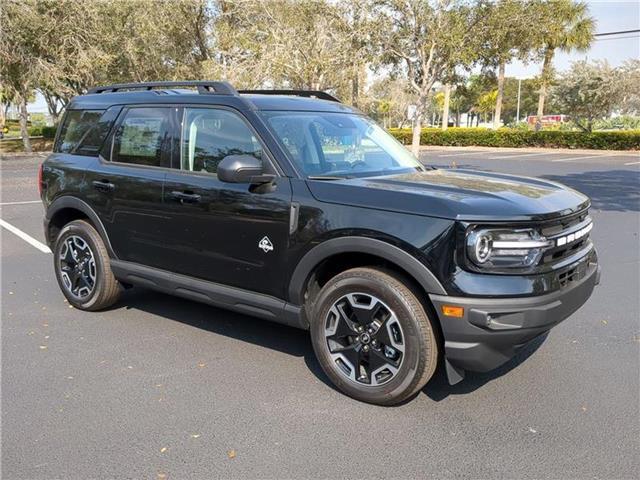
(307, 175), (349, 181)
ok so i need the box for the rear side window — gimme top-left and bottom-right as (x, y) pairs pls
(112, 107), (172, 167)
(55, 110), (106, 155)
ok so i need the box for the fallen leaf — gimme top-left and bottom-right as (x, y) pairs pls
(191, 434), (200, 439)
(601, 320), (608, 325)
(581, 406), (587, 412)
(197, 363), (206, 368)
(160, 447), (168, 453)
(155, 384), (163, 388)
(42, 323), (48, 327)
(68, 305), (73, 309)
(28, 331), (35, 336)
(157, 474), (167, 480)
(39, 345), (47, 350)
(127, 366), (133, 369)
(44, 335), (50, 339)
(528, 427), (537, 433)
(227, 449), (236, 459)
(66, 376), (74, 380)
(9, 291), (14, 295)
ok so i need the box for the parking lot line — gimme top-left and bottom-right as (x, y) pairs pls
(0, 200), (42, 206)
(437, 151), (498, 157)
(488, 152), (554, 160)
(0, 217), (51, 253)
(551, 155), (606, 163)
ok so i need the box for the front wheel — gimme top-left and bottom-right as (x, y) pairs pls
(310, 267), (439, 405)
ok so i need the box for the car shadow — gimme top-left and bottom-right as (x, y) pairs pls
(112, 287), (549, 403)
(542, 169), (640, 212)
(113, 287), (336, 389)
(422, 332), (549, 402)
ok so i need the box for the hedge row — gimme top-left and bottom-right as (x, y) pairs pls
(388, 127), (640, 150)
(27, 125), (57, 138)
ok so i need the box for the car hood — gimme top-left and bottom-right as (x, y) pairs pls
(306, 169), (590, 221)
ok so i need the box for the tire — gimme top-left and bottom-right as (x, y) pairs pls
(310, 267), (438, 405)
(53, 219), (121, 311)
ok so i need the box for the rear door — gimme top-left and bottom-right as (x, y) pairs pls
(161, 106), (292, 299)
(85, 106), (177, 268)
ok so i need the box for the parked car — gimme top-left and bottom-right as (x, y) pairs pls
(40, 81), (600, 405)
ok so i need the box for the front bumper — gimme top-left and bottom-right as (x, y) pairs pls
(429, 254), (600, 383)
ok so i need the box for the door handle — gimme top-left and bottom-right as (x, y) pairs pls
(170, 191), (201, 204)
(92, 180), (115, 192)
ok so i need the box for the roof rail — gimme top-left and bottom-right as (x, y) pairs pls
(87, 81), (238, 95)
(238, 89), (341, 103)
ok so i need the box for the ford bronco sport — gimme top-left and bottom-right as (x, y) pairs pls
(41, 81), (600, 405)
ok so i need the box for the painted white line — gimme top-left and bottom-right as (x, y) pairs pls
(488, 152), (555, 160)
(0, 218), (51, 253)
(0, 200), (41, 206)
(624, 160), (640, 166)
(437, 151), (498, 158)
(551, 155), (606, 163)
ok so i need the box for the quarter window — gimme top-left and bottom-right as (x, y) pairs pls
(55, 110), (105, 155)
(180, 108), (262, 174)
(112, 107), (172, 167)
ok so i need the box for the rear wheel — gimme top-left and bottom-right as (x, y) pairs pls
(310, 267), (438, 405)
(53, 220), (121, 311)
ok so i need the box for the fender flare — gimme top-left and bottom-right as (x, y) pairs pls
(288, 236), (447, 305)
(45, 196), (116, 258)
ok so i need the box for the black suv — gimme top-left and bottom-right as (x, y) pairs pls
(41, 81), (599, 405)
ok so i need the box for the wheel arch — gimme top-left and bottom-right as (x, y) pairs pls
(46, 196), (115, 258)
(288, 237), (447, 307)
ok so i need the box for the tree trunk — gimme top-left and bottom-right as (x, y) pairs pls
(441, 84), (451, 131)
(537, 48), (554, 119)
(411, 102), (424, 157)
(493, 61), (505, 129)
(351, 67), (359, 108)
(43, 92), (61, 124)
(18, 95), (32, 153)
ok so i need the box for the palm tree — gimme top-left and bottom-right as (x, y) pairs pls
(534, 0), (595, 118)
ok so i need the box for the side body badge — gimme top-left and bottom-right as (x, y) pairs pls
(258, 236), (274, 253)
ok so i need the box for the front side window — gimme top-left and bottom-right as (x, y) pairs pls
(112, 107), (172, 167)
(180, 108), (263, 175)
(55, 110), (105, 155)
(262, 111), (423, 178)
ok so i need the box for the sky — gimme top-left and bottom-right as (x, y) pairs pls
(506, 0), (640, 78)
(28, 0), (640, 114)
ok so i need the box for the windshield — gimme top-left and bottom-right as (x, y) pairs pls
(261, 111), (424, 178)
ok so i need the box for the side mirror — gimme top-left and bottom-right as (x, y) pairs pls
(217, 154), (274, 184)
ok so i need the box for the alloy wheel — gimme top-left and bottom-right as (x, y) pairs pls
(58, 235), (97, 299)
(324, 293), (405, 386)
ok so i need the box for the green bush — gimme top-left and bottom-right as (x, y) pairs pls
(388, 127), (640, 150)
(27, 125), (43, 137)
(25, 125), (57, 138)
(41, 125), (57, 139)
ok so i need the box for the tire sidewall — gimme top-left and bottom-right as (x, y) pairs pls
(53, 222), (105, 310)
(310, 271), (430, 404)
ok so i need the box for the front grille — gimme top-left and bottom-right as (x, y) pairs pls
(540, 211), (593, 268)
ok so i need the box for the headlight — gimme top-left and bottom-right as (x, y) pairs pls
(466, 228), (552, 269)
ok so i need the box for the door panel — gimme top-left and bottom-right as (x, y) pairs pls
(85, 106), (175, 268)
(162, 173), (292, 298)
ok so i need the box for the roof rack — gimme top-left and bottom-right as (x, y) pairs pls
(238, 89), (341, 103)
(87, 81), (238, 95)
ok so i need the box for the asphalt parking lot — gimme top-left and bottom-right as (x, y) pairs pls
(1, 148), (639, 479)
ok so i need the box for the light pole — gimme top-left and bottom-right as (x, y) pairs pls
(516, 78), (522, 123)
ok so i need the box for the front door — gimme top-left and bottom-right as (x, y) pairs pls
(161, 106), (292, 299)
